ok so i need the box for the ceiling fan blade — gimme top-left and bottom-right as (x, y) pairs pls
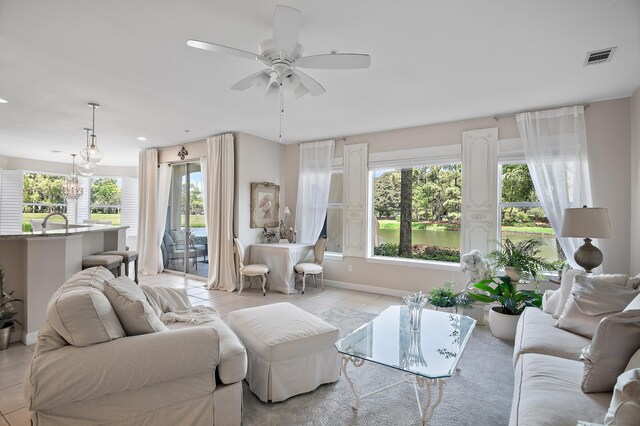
(294, 53), (371, 69)
(230, 70), (270, 91)
(187, 39), (272, 66)
(293, 70), (326, 96)
(272, 5), (301, 59)
(293, 85), (309, 99)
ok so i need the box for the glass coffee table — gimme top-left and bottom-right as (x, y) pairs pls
(335, 306), (476, 425)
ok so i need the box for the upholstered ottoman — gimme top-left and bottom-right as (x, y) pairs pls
(228, 302), (340, 402)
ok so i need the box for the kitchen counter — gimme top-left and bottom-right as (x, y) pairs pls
(0, 224), (129, 344)
(0, 224), (129, 239)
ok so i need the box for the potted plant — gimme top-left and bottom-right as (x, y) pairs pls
(467, 276), (542, 340)
(0, 268), (22, 351)
(488, 238), (555, 283)
(427, 281), (470, 313)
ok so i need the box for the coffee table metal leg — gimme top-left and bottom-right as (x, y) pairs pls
(341, 355), (365, 410)
(415, 377), (444, 425)
(341, 355), (446, 425)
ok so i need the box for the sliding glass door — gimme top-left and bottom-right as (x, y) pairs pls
(164, 162), (207, 277)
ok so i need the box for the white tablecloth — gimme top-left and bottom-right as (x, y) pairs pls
(250, 243), (314, 294)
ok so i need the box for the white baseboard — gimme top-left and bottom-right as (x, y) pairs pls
(22, 331), (38, 346)
(323, 279), (410, 298)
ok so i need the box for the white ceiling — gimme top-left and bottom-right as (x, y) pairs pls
(1, 0), (639, 167)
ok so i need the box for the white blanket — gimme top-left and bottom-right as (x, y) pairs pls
(140, 285), (219, 325)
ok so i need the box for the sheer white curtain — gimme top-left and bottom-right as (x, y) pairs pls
(203, 134), (236, 291)
(156, 164), (171, 272)
(137, 149), (172, 274)
(137, 149), (159, 274)
(517, 106), (592, 268)
(295, 140), (335, 244)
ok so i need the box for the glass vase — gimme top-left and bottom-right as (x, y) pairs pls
(403, 291), (428, 332)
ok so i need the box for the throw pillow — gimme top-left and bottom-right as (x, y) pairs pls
(556, 275), (639, 338)
(604, 369), (640, 426)
(47, 286), (125, 346)
(61, 266), (115, 291)
(580, 310), (640, 393)
(552, 268), (586, 319)
(103, 276), (168, 335)
(542, 289), (560, 315)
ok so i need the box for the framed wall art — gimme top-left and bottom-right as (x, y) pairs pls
(250, 182), (280, 228)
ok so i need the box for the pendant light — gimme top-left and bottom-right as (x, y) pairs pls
(78, 128), (97, 176)
(80, 102), (104, 163)
(64, 154), (84, 199)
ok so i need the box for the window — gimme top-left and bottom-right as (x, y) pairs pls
(371, 164), (461, 263)
(23, 172), (67, 231)
(322, 171), (343, 253)
(499, 163), (563, 264)
(90, 177), (122, 225)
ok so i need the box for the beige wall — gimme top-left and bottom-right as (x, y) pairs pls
(631, 88), (640, 275)
(234, 133), (285, 250)
(284, 98), (635, 294)
(584, 99), (631, 274)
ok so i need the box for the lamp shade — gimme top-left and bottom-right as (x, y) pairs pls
(560, 206), (612, 238)
(283, 206), (291, 215)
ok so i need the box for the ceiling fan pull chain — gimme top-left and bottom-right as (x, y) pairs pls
(279, 87), (284, 143)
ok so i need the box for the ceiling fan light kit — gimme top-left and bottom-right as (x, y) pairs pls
(187, 5), (371, 142)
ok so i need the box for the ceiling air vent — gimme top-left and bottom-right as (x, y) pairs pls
(584, 47), (616, 66)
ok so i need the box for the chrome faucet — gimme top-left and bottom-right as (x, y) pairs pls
(42, 212), (69, 232)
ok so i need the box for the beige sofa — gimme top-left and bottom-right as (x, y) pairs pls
(509, 272), (640, 426)
(23, 267), (247, 425)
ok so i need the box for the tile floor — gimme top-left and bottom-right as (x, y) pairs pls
(0, 272), (402, 425)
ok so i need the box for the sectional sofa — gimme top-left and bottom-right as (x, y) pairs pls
(509, 269), (640, 426)
(23, 267), (247, 425)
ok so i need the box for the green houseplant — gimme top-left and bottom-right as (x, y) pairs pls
(0, 268), (23, 350)
(467, 276), (542, 340)
(488, 238), (555, 282)
(427, 281), (470, 312)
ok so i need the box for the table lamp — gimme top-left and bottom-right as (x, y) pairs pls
(560, 206), (612, 272)
(279, 207), (292, 242)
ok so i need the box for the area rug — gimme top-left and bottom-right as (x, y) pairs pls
(241, 307), (514, 425)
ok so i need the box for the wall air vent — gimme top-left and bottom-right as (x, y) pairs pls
(584, 47), (616, 66)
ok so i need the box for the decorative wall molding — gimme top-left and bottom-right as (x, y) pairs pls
(461, 128), (498, 256)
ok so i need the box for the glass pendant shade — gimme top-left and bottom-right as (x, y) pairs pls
(77, 160), (96, 177)
(80, 135), (103, 163)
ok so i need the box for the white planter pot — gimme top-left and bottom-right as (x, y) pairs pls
(463, 302), (487, 326)
(488, 307), (520, 341)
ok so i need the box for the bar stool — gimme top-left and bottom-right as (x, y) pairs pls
(82, 255), (123, 278)
(100, 250), (139, 283)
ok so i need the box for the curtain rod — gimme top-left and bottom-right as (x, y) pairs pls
(493, 103), (590, 121)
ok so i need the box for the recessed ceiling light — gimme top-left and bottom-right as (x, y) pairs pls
(0, 98), (8, 103)
(51, 150), (62, 153)
(136, 136), (147, 141)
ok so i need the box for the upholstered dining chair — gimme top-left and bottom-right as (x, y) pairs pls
(294, 237), (328, 294)
(234, 238), (270, 296)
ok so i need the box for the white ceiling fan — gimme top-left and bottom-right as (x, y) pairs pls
(187, 5), (371, 99)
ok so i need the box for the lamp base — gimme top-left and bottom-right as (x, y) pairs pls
(574, 238), (603, 273)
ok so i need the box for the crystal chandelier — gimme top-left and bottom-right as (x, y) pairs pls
(64, 154), (84, 200)
(77, 128), (97, 176)
(80, 102), (104, 163)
